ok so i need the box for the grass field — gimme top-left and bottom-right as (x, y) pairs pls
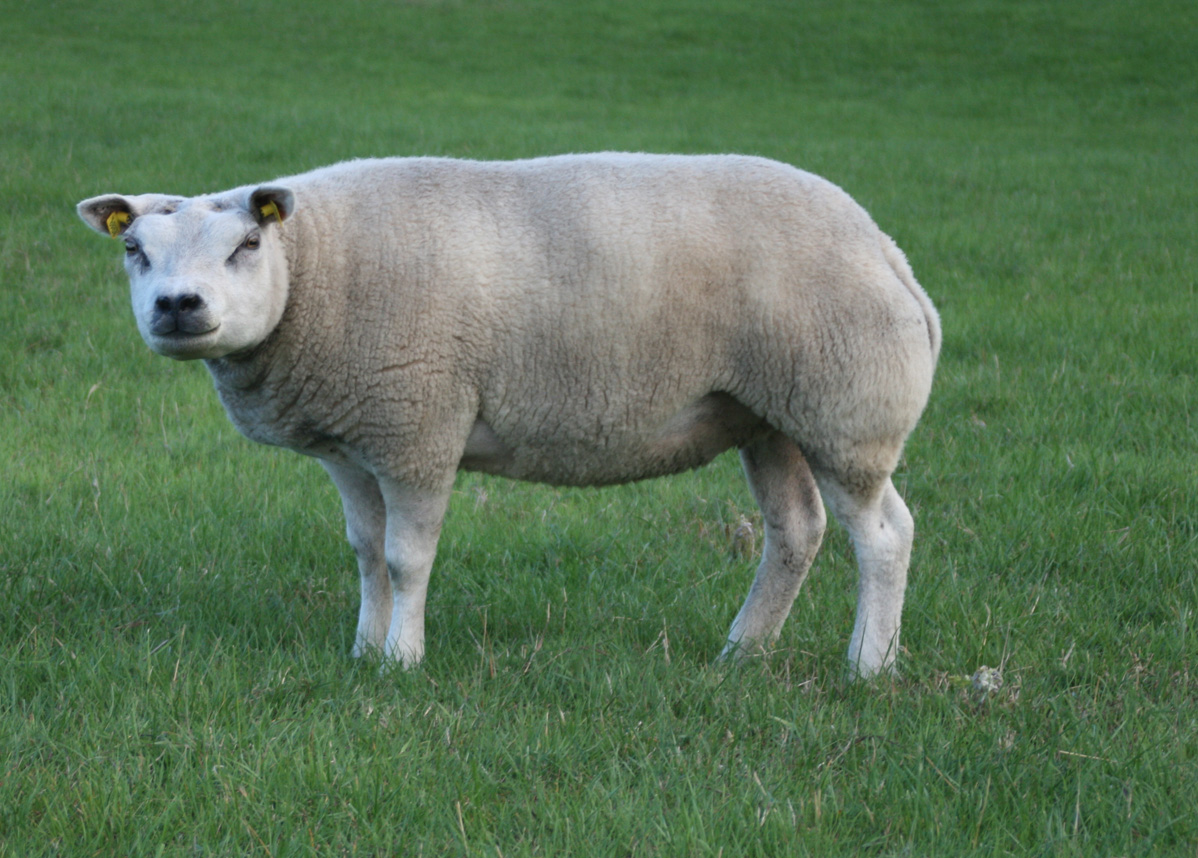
(2, 0), (1196, 854)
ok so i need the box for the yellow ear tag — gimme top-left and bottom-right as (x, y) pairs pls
(259, 200), (282, 224)
(106, 210), (131, 238)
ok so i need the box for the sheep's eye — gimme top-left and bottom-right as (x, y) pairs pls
(124, 239), (138, 254)
(228, 232), (261, 264)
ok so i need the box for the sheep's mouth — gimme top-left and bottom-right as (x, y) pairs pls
(147, 326), (223, 360)
(149, 313), (219, 338)
(156, 325), (220, 340)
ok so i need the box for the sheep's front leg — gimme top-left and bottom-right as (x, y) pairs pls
(377, 477), (452, 668)
(322, 460), (391, 658)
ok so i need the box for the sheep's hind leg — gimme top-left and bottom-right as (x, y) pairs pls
(322, 460), (391, 658)
(720, 432), (826, 659)
(816, 474), (914, 678)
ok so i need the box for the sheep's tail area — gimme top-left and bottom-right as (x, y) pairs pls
(881, 233), (941, 365)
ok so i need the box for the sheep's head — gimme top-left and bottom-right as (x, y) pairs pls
(78, 186), (294, 360)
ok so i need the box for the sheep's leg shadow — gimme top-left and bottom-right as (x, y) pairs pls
(816, 474), (914, 678)
(721, 432), (826, 659)
(322, 460), (391, 658)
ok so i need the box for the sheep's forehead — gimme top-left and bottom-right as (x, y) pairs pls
(133, 198), (253, 258)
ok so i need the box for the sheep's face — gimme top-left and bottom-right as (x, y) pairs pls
(78, 187), (294, 361)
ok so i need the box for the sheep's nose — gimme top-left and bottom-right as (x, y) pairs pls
(155, 294), (205, 315)
(149, 293), (212, 335)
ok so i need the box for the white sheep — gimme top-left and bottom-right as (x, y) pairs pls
(78, 153), (940, 677)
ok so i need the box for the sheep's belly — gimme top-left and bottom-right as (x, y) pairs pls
(459, 392), (769, 486)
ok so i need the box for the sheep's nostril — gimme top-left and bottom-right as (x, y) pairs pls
(150, 294), (211, 337)
(155, 294), (205, 315)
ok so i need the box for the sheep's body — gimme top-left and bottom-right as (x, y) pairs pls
(78, 153), (940, 677)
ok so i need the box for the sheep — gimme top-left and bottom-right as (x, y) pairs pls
(77, 153), (940, 678)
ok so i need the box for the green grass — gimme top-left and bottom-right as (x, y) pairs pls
(2, 0), (1196, 854)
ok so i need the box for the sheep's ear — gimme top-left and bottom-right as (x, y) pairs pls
(78, 194), (135, 238)
(250, 186), (295, 226)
